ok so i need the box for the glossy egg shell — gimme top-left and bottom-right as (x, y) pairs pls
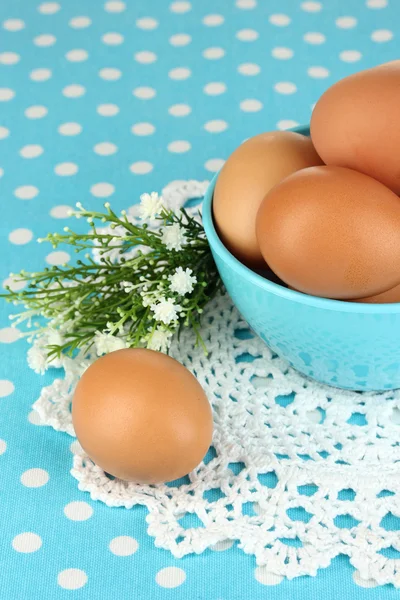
(72, 348), (213, 484)
(352, 282), (400, 304)
(311, 60), (400, 194)
(213, 131), (323, 267)
(256, 165), (400, 299)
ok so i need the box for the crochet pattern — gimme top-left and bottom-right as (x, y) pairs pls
(31, 181), (400, 587)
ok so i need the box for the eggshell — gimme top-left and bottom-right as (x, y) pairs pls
(352, 282), (400, 304)
(213, 131), (323, 267)
(72, 348), (213, 484)
(256, 165), (400, 300)
(311, 60), (400, 194)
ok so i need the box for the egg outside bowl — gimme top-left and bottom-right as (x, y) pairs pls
(202, 125), (400, 392)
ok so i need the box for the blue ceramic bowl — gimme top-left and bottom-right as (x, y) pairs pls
(202, 125), (400, 392)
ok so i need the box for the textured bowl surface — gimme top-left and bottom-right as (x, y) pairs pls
(202, 125), (400, 391)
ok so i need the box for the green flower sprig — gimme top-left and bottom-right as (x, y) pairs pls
(1, 193), (221, 369)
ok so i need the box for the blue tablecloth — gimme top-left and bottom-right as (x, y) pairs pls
(1, 0), (399, 597)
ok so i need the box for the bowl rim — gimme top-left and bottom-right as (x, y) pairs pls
(202, 126), (400, 315)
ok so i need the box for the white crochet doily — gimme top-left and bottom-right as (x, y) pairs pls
(31, 180), (400, 587)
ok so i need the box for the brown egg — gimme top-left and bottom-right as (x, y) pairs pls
(72, 349), (213, 484)
(288, 283), (400, 304)
(213, 131), (323, 267)
(256, 165), (400, 300)
(311, 60), (400, 194)
(352, 282), (400, 304)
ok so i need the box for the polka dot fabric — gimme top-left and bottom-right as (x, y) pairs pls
(0, 0), (399, 598)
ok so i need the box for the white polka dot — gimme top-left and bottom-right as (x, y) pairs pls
(62, 84), (86, 98)
(238, 63), (260, 75)
(272, 47), (293, 59)
(0, 88), (15, 101)
(66, 49), (88, 62)
(25, 105), (48, 119)
(203, 82), (226, 95)
(19, 145), (44, 159)
(131, 122), (155, 135)
(301, 1), (322, 12)
(236, 0), (257, 8)
(90, 182), (115, 197)
(0, 328), (21, 343)
(46, 251), (71, 265)
(203, 14), (224, 26)
(38, 2), (60, 14)
(168, 103), (191, 116)
(0, 439), (6, 455)
(269, 14), (291, 26)
(50, 205), (72, 218)
(64, 501), (93, 521)
(169, 67), (191, 80)
(3, 19), (25, 32)
(133, 86), (156, 99)
(240, 99), (263, 112)
(0, 380), (15, 397)
(168, 140), (191, 153)
(170, 1), (191, 13)
(69, 16), (92, 29)
(69, 440), (81, 454)
(109, 536), (139, 556)
(204, 120), (228, 133)
(54, 162), (78, 176)
(14, 185), (39, 200)
(30, 68), (52, 82)
(94, 142), (118, 155)
(255, 567), (284, 585)
(9, 228), (33, 245)
(105, 1), (126, 12)
(0, 52), (20, 64)
(371, 29), (393, 42)
(99, 67), (122, 80)
(210, 539), (234, 551)
(353, 571), (379, 588)
(336, 16), (357, 28)
(205, 158), (225, 172)
(0, 168), (4, 178)
(308, 66), (330, 78)
(3, 277), (26, 292)
(136, 17), (158, 30)
(34, 34), (56, 47)
(277, 119), (299, 130)
(340, 50), (362, 62)
(170, 34), (192, 46)
(303, 32), (326, 44)
(274, 81), (297, 94)
(58, 122), (82, 136)
(134, 51), (157, 64)
(0, 126), (9, 139)
(367, 0), (387, 7)
(28, 410), (44, 425)
(20, 468), (49, 487)
(12, 533), (42, 553)
(97, 103), (120, 116)
(202, 47), (225, 59)
(129, 161), (153, 174)
(236, 28), (258, 41)
(156, 567), (186, 588)
(58, 569), (87, 590)
(102, 32), (124, 45)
